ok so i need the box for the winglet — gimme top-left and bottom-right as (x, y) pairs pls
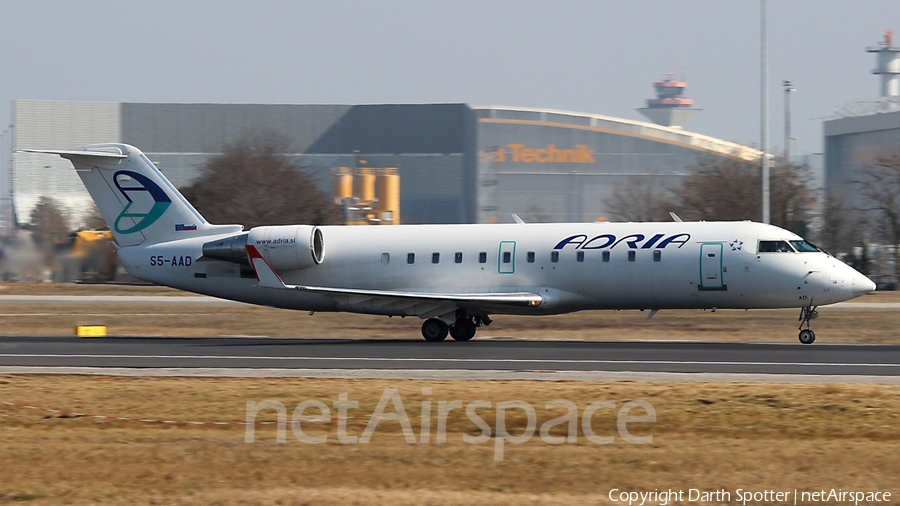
(511, 213), (525, 224)
(669, 212), (683, 222)
(246, 245), (288, 288)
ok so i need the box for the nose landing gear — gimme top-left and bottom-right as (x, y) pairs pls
(798, 305), (818, 344)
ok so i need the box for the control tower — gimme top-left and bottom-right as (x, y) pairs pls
(637, 73), (702, 128)
(867, 29), (900, 97)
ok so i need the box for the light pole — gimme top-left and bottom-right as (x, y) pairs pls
(0, 128), (8, 236)
(760, 0), (770, 224)
(783, 80), (795, 163)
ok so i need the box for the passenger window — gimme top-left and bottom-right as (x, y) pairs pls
(432, 252), (440, 263)
(602, 251), (610, 262)
(455, 252), (463, 263)
(527, 251), (535, 263)
(478, 252), (487, 263)
(577, 251), (584, 262)
(551, 251), (559, 263)
(758, 240), (794, 253)
(381, 252), (390, 264)
(628, 251), (636, 262)
(653, 250), (661, 262)
(407, 253), (415, 264)
(502, 251), (511, 263)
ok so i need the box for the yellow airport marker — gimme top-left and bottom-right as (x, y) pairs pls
(75, 325), (107, 338)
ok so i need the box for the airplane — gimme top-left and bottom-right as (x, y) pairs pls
(24, 143), (876, 344)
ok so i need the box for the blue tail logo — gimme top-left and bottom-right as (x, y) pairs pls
(113, 170), (172, 234)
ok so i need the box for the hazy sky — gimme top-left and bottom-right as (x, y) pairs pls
(1, 1), (896, 156)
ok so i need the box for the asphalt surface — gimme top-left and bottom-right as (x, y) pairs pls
(0, 336), (898, 376)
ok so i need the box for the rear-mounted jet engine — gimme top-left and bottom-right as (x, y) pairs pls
(202, 225), (324, 270)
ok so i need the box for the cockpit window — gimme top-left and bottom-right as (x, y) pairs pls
(758, 240), (795, 253)
(789, 240), (819, 253)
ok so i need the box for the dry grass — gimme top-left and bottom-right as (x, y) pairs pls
(0, 376), (898, 505)
(0, 296), (898, 343)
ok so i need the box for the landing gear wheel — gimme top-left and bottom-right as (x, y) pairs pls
(798, 329), (816, 344)
(449, 318), (477, 342)
(421, 318), (448, 342)
(798, 305), (819, 345)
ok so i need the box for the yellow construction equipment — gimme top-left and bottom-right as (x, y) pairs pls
(58, 230), (119, 282)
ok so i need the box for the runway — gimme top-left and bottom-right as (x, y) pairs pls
(1, 336), (899, 380)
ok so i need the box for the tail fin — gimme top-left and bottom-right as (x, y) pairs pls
(22, 143), (242, 247)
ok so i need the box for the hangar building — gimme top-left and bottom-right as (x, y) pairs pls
(824, 104), (900, 198)
(8, 100), (758, 228)
(825, 30), (900, 200)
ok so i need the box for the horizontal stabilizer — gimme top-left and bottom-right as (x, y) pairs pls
(19, 148), (127, 159)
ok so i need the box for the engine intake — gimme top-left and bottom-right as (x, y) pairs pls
(246, 225), (324, 270)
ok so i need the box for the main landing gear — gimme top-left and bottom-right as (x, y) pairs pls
(421, 319), (448, 342)
(449, 317), (477, 341)
(421, 314), (491, 342)
(798, 305), (818, 344)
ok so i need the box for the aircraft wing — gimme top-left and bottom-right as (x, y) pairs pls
(245, 245), (542, 314)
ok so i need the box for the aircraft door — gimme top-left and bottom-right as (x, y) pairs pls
(498, 241), (515, 274)
(699, 242), (725, 290)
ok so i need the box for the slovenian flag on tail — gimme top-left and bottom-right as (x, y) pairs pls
(175, 224), (197, 231)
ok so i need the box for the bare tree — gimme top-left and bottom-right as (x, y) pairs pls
(854, 153), (900, 281)
(605, 176), (670, 222)
(669, 156), (814, 234)
(28, 196), (71, 264)
(80, 203), (109, 230)
(525, 205), (550, 223)
(181, 134), (341, 229)
(819, 183), (870, 254)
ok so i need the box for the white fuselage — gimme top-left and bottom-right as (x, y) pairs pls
(117, 220), (869, 317)
(30, 142), (875, 343)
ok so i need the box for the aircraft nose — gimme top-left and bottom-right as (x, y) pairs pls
(851, 272), (877, 295)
